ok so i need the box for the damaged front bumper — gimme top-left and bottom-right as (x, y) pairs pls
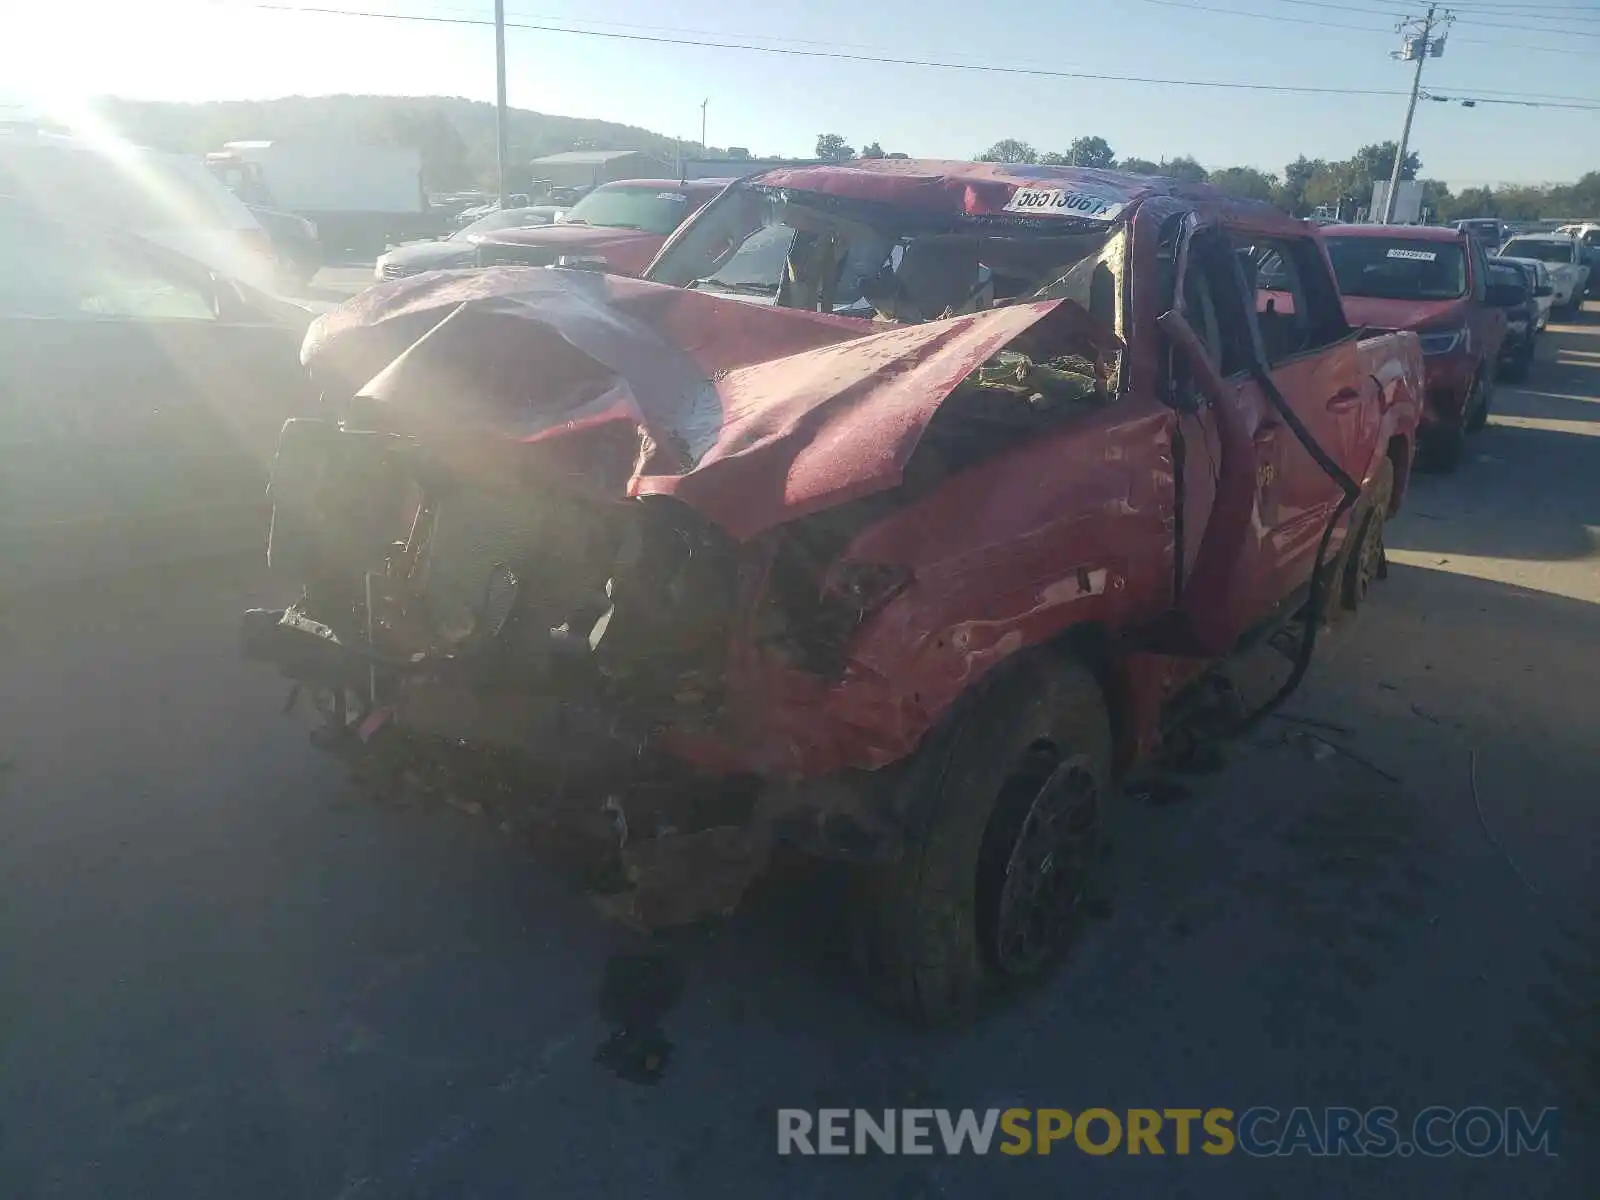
(241, 595), (906, 928)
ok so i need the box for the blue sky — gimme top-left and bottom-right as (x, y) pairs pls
(6, 0), (1598, 186)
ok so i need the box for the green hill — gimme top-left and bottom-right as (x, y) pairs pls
(89, 94), (730, 190)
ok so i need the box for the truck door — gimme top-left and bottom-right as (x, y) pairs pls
(1161, 220), (1291, 651)
(1228, 227), (1377, 606)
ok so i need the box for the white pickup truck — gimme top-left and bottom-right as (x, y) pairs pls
(1499, 233), (1591, 316)
(1554, 223), (1600, 298)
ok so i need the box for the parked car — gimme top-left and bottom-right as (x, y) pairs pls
(1452, 217), (1509, 250)
(0, 199), (318, 591)
(1, 125), (279, 291)
(374, 206), (568, 281)
(1553, 222), (1600, 296)
(241, 161), (1421, 1022)
(1498, 233), (1590, 315)
(1323, 223), (1506, 471)
(471, 178), (731, 276)
(452, 194), (533, 229)
(1486, 260), (1538, 381)
(247, 204), (323, 290)
(1495, 255), (1555, 331)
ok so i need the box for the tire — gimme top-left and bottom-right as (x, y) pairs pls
(1341, 457), (1394, 611)
(851, 653), (1113, 1024)
(1465, 371), (1493, 433)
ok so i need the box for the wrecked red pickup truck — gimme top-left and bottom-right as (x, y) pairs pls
(243, 161), (1422, 1021)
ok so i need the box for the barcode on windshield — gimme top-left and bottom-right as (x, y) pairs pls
(1386, 248), (1437, 261)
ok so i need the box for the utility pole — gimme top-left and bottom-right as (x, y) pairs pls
(494, 0), (509, 207)
(700, 98), (709, 151)
(1382, 5), (1451, 223)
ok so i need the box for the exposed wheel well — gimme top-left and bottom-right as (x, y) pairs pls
(1047, 621), (1131, 773)
(1386, 433), (1412, 515)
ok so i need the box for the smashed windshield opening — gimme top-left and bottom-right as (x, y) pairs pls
(647, 183), (1122, 329)
(1323, 237), (1468, 301)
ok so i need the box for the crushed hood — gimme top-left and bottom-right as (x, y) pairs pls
(301, 267), (1087, 541)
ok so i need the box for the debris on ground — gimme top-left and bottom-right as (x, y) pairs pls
(1127, 778), (1193, 806)
(1469, 749), (1540, 897)
(1271, 712), (1355, 736)
(1272, 724), (1402, 783)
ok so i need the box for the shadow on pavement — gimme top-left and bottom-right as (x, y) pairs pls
(1391, 419), (1600, 562)
(2, 556), (1597, 1198)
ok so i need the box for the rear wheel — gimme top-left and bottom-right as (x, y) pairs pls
(851, 654), (1113, 1024)
(1465, 371), (1494, 433)
(1341, 457), (1394, 611)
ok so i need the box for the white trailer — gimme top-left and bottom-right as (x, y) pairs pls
(206, 139), (440, 253)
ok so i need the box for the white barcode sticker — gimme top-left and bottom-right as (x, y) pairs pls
(658, 192), (688, 202)
(1003, 188), (1124, 220)
(1386, 248), (1437, 261)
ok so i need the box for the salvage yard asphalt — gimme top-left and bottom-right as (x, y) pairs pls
(2, 307), (1598, 1200)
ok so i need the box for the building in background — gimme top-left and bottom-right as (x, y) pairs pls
(527, 150), (672, 191)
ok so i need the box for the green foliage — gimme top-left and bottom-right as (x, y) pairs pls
(1068, 136), (1116, 168)
(1158, 156), (1209, 184)
(815, 133), (855, 162)
(1209, 166), (1279, 203)
(977, 139), (1038, 164)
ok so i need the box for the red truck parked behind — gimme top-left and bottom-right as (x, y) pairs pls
(469, 177), (732, 276)
(1323, 223), (1509, 472)
(243, 161), (1422, 1021)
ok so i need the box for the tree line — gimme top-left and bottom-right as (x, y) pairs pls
(815, 132), (1600, 222)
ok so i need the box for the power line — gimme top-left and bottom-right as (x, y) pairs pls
(1137, 0), (1397, 33)
(238, 2), (1600, 104)
(1272, 0), (1600, 33)
(1138, 0), (1592, 53)
(1424, 1), (1600, 15)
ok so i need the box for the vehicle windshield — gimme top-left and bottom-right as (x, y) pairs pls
(1324, 237), (1468, 301)
(648, 181), (1123, 326)
(1501, 238), (1576, 265)
(452, 208), (555, 239)
(559, 185), (691, 235)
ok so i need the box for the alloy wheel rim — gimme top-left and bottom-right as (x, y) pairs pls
(989, 751), (1101, 976)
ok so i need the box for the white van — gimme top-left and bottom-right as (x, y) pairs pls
(0, 126), (278, 290)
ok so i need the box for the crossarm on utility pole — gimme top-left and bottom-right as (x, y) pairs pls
(1382, 4), (1440, 224)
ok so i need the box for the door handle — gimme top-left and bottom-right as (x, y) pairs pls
(1326, 386), (1362, 412)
